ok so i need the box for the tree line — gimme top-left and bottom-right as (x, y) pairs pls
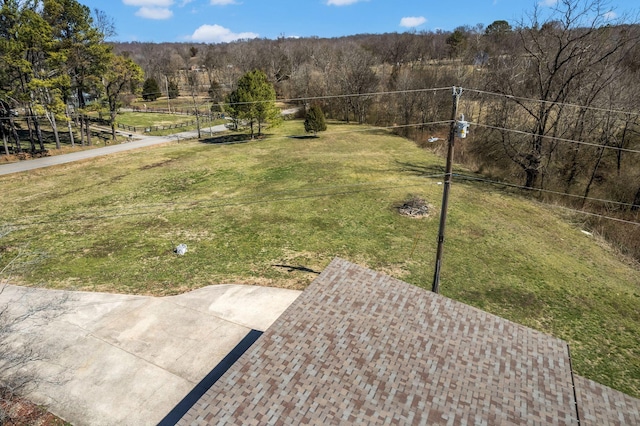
(0, 0), (143, 150)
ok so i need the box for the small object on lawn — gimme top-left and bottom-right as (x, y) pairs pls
(581, 230), (593, 237)
(175, 244), (188, 256)
(427, 137), (441, 143)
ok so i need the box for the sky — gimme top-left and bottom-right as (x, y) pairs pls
(76, 0), (638, 43)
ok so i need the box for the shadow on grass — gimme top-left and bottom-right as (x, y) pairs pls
(288, 135), (318, 140)
(272, 264), (321, 274)
(395, 160), (445, 177)
(396, 160), (533, 198)
(199, 134), (251, 145)
(363, 128), (394, 136)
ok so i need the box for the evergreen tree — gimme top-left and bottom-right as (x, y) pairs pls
(167, 80), (179, 99)
(304, 105), (327, 136)
(227, 70), (279, 139)
(446, 30), (467, 58)
(142, 77), (161, 101)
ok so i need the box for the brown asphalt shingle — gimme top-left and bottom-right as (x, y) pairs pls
(178, 258), (639, 425)
(574, 375), (640, 425)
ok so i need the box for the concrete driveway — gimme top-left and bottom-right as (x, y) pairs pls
(0, 284), (300, 425)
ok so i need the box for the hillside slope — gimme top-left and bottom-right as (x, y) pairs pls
(1, 121), (638, 397)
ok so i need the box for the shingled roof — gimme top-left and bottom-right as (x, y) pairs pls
(178, 258), (640, 425)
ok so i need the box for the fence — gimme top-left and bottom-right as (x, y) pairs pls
(119, 118), (197, 133)
(86, 111), (225, 133)
(130, 106), (197, 115)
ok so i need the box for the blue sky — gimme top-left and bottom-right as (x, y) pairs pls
(77, 0), (638, 43)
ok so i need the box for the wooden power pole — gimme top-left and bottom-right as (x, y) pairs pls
(432, 87), (463, 294)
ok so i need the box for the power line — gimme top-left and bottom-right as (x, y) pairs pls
(280, 87), (453, 105)
(5, 84), (640, 122)
(469, 121), (640, 154)
(11, 178), (443, 221)
(551, 205), (640, 227)
(453, 174), (640, 209)
(0, 86), (453, 120)
(450, 174), (640, 227)
(6, 177), (446, 228)
(464, 87), (640, 118)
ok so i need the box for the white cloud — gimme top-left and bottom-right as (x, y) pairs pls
(400, 16), (426, 28)
(135, 6), (173, 19)
(124, 0), (175, 20)
(539, 0), (558, 6)
(327, 0), (365, 6)
(603, 11), (617, 21)
(210, 0), (237, 4)
(123, 0), (173, 6)
(190, 24), (258, 43)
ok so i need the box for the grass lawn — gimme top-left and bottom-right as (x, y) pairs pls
(116, 112), (194, 127)
(130, 96), (213, 114)
(1, 120), (639, 397)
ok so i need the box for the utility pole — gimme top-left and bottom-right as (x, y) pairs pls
(432, 86), (463, 294)
(165, 75), (171, 113)
(209, 101), (213, 137)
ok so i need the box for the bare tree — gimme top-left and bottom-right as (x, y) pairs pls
(333, 45), (379, 124)
(0, 226), (69, 424)
(485, 0), (640, 189)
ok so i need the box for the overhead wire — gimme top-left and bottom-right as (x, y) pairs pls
(468, 121), (640, 154)
(452, 174), (640, 226)
(454, 174), (640, 209)
(463, 87), (640, 118)
(7, 176), (447, 228)
(3, 84), (640, 125)
(550, 205), (640, 227)
(10, 177), (444, 221)
(0, 86), (454, 120)
(3, 84), (640, 229)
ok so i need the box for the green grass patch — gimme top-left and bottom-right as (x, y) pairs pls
(116, 112), (193, 128)
(1, 119), (639, 397)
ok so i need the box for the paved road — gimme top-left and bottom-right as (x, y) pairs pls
(0, 124), (228, 176)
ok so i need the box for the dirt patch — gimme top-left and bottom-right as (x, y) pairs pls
(140, 159), (174, 170)
(397, 195), (432, 218)
(1, 395), (68, 426)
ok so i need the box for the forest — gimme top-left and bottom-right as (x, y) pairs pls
(2, 0), (640, 261)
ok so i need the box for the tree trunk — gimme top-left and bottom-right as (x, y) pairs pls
(26, 116), (36, 152)
(35, 118), (45, 151)
(524, 167), (538, 189)
(85, 116), (92, 146)
(9, 117), (21, 153)
(2, 133), (9, 156)
(27, 105), (45, 151)
(49, 113), (60, 150)
(66, 106), (75, 148)
(582, 140), (609, 208)
(631, 186), (640, 212)
(617, 118), (630, 176)
(191, 94), (201, 139)
(77, 87), (85, 109)
(79, 115), (85, 146)
(110, 115), (116, 141)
